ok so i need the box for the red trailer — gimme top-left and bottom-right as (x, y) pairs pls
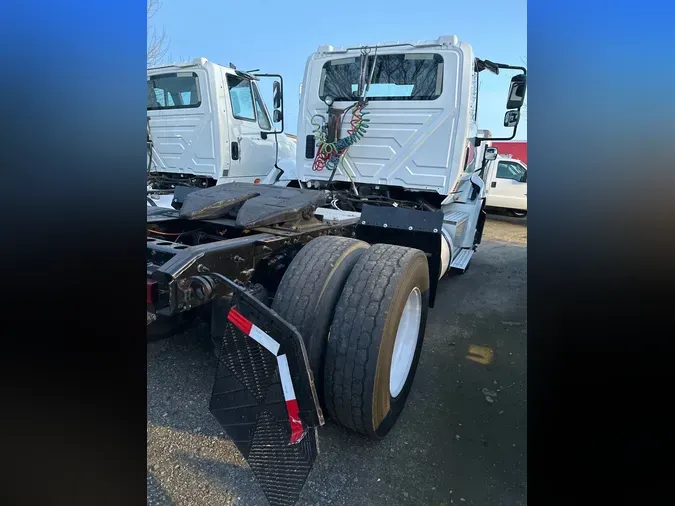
(492, 141), (527, 164)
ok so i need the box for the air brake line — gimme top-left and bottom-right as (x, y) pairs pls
(311, 103), (369, 171)
(311, 47), (377, 179)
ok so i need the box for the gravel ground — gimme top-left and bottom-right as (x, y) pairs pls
(147, 215), (527, 505)
(482, 212), (527, 244)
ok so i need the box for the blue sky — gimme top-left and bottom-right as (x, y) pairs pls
(150, 0), (527, 140)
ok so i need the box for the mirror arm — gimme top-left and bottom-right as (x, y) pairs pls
(493, 63), (527, 75)
(474, 63), (526, 145)
(476, 120), (519, 144)
(477, 107), (522, 144)
(479, 121), (519, 143)
(252, 72), (285, 135)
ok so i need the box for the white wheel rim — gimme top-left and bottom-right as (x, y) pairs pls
(389, 287), (422, 398)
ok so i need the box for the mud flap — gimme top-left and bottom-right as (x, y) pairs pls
(209, 278), (324, 506)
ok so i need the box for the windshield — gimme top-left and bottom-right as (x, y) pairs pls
(147, 72), (201, 110)
(319, 53), (444, 102)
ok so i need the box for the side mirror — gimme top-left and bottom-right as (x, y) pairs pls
(506, 74), (526, 110)
(273, 81), (282, 110)
(504, 110), (520, 127)
(254, 73), (284, 133)
(485, 147), (498, 161)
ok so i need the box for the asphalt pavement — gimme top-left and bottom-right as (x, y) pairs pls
(147, 215), (527, 506)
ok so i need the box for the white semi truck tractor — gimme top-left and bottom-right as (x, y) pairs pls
(146, 58), (298, 207)
(146, 35), (525, 506)
(295, 34), (526, 274)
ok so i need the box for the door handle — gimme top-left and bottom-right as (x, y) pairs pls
(491, 182), (497, 188)
(231, 141), (239, 161)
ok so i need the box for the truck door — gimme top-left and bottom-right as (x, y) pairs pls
(485, 159), (527, 210)
(224, 74), (276, 180)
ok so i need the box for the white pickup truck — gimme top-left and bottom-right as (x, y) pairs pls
(483, 154), (527, 217)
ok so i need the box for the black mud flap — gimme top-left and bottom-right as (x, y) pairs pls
(209, 278), (324, 506)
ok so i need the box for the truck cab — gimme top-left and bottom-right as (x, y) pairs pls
(147, 58), (296, 206)
(297, 36), (474, 195)
(483, 154), (527, 216)
(296, 35), (526, 271)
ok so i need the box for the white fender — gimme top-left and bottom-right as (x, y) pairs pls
(147, 193), (175, 208)
(271, 158), (298, 187)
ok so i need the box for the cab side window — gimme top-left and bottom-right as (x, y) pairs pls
(496, 161), (526, 181)
(227, 75), (256, 121)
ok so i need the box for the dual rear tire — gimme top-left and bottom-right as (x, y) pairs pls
(272, 236), (429, 438)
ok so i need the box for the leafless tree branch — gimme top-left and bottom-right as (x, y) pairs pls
(147, 0), (169, 67)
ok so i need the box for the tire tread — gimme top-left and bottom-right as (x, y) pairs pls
(324, 244), (425, 435)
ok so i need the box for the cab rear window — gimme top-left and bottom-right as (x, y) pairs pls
(319, 53), (444, 102)
(147, 72), (202, 110)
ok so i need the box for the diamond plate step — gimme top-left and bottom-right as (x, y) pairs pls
(444, 210), (469, 226)
(450, 248), (474, 271)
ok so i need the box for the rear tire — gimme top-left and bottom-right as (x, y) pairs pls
(272, 236), (370, 402)
(324, 244), (430, 438)
(510, 209), (527, 218)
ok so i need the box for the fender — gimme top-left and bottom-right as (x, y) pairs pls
(263, 158), (297, 187)
(355, 205), (444, 308)
(147, 193), (176, 208)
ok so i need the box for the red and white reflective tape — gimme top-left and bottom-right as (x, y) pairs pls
(227, 308), (280, 355)
(276, 354), (305, 444)
(226, 308), (304, 444)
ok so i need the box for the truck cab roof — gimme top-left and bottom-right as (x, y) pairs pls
(148, 57), (246, 78)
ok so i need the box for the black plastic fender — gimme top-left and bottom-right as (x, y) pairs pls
(355, 204), (444, 307)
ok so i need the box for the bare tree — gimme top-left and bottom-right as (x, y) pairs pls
(147, 0), (169, 67)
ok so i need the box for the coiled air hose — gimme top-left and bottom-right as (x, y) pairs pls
(312, 46), (376, 177)
(311, 102), (370, 172)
